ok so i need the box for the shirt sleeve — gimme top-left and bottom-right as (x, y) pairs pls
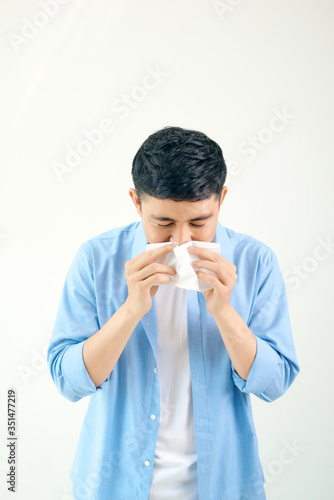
(47, 242), (109, 402)
(231, 247), (300, 402)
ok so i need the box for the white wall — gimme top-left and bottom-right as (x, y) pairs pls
(0, 0), (333, 498)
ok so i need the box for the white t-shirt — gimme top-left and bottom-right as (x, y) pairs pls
(148, 283), (199, 500)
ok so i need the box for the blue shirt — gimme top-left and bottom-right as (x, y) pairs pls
(47, 220), (300, 500)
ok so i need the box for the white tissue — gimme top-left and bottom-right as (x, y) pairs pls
(145, 240), (221, 292)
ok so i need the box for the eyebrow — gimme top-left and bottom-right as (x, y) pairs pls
(151, 213), (214, 222)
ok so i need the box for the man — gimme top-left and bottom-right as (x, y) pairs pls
(47, 126), (300, 500)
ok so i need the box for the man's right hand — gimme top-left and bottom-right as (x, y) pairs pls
(124, 243), (177, 318)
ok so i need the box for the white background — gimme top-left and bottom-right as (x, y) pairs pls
(0, 0), (333, 498)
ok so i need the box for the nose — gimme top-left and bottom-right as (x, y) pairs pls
(169, 226), (193, 246)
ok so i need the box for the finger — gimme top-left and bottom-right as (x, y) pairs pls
(144, 272), (173, 288)
(194, 261), (237, 286)
(136, 262), (177, 283)
(130, 243), (177, 271)
(194, 270), (220, 287)
(192, 261), (225, 283)
(188, 246), (237, 272)
(187, 246), (219, 261)
(192, 259), (235, 276)
(192, 259), (218, 272)
(145, 242), (178, 260)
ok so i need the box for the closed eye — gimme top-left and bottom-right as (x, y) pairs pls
(157, 223), (205, 228)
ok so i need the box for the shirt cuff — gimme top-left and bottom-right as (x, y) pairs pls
(231, 335), (280, 395)
(61, 340), (108, 400)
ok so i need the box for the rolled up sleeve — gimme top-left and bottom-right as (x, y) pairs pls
(231, 248), (300, 402)
(47, 242), (109, 402)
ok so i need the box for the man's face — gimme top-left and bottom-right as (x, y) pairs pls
(129, 187), (228, 245)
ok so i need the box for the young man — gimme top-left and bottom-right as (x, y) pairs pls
(47, 126), (299, 500)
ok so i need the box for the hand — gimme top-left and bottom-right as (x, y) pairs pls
(188, 246), (238, 317)
(124, 243), (177, 318)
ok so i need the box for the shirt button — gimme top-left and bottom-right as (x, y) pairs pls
(150, 414), (156, 420)
(144, 460), (151, 467)
(154, 367), (157, 373)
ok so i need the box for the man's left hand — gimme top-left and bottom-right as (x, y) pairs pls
(188, 246), (238, 316)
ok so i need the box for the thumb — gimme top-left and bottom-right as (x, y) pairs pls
(150, 285), (159, 298)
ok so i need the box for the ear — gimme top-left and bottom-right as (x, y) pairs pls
(128, 188), (142, 217)
(219, 186), (228, 208)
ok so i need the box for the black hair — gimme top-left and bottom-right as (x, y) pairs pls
(131, 126), (227, 207)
